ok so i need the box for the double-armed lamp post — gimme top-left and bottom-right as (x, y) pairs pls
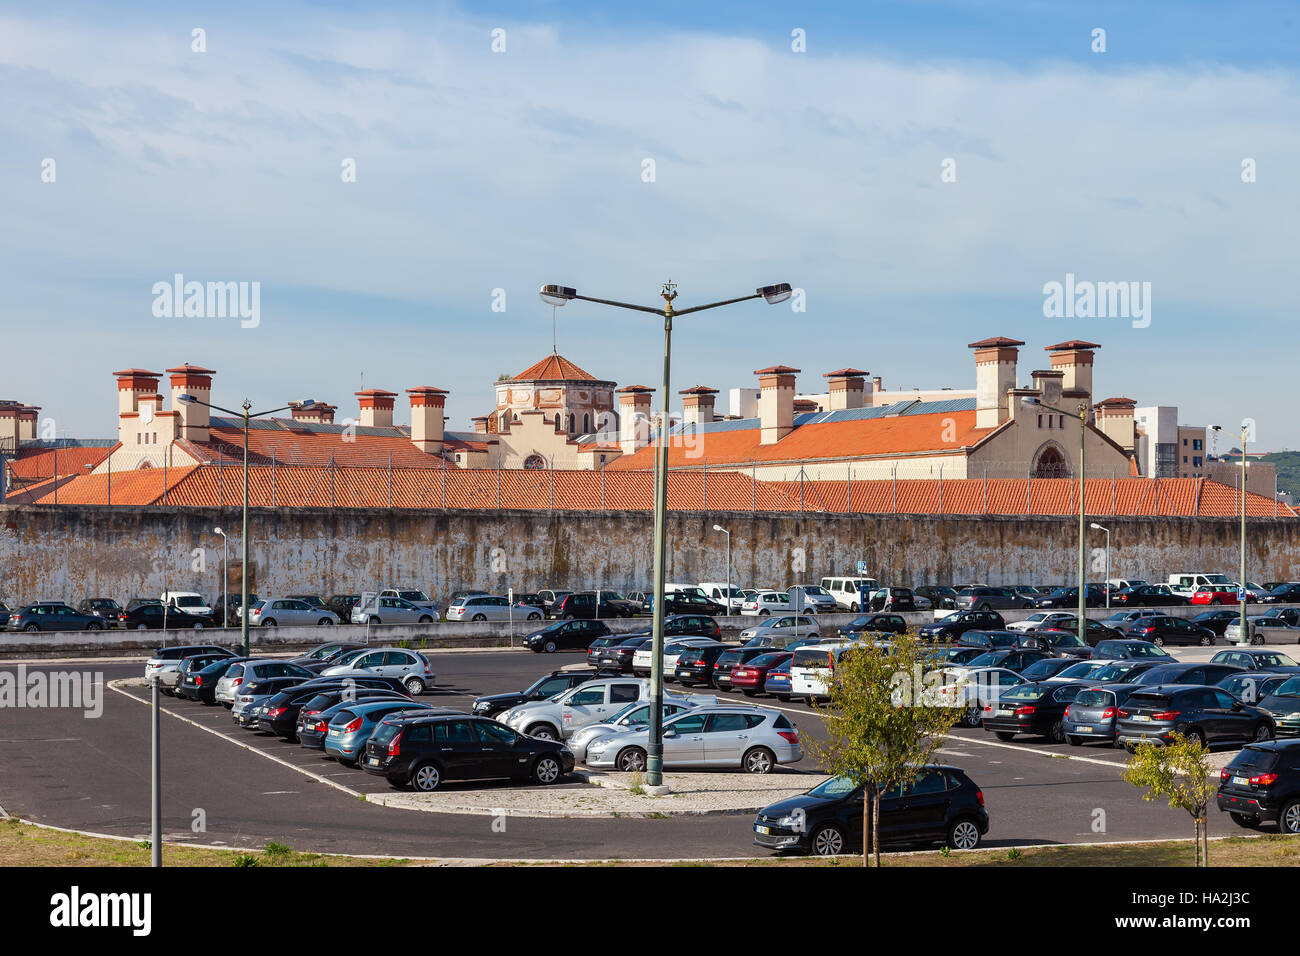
(1023, 396), (1090, 646)
(540, 281), (792, 787)
(178, 394), (315, 657)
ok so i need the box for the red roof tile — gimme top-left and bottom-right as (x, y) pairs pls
(967, 337), (1025, 349)
(9, 446), (111, 480)
(1046, 340), (1101, 351)
(754, 365), (801, 375)
(512, 354), (600, 382)
(825, 368), (869, 378)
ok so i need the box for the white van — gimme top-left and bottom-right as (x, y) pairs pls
(698, 582), (745, 612)
(160, 591), (213, 616)
(790, 641), (862, 700)
(665, 583), (708, 599)
(820, 577), (880, 611)
(1167, 572), (1232, 596)
(1106, 579), (1149, 591)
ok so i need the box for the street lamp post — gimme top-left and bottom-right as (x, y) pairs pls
(180, 394), (315, 657)
(1090, 523), (1110, 610)
(713, 524), (731, 616)
(214, 527), (228, 628)
(1024, 396), (1090, 646)
(1239, 422), (1250, 642)
(541, 281), (790, 788)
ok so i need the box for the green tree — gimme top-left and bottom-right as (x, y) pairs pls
(806, 633), (958, 865)
(1122, 733), (1218, 866)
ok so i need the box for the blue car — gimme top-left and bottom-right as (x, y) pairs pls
(324, 699), (435, 764)
(764, 659), (793, 701)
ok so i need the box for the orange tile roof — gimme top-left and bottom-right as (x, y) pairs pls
(199, 422), (448, 469)
(1046, 340), (1101, 351)
(607, 409), (995, 470)
(511, 354), (603, 383)
(968, 337), (1025, 348)
(9, 446), (111, 480)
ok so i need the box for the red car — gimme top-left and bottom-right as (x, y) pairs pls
(728, 651), (795, 696)
(1191, 587), (1242, 606)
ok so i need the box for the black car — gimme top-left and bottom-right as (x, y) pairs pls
(982, 680), (1090, 742)
(552, 591), (640, 619)
(77, 597), (124, 619)
(1267, 584), (1300, 603)
(1038, 617), (1122, 647)
(675, 644), (734, 686)
(211, 593), (259, 626)
(1093, 639), (1177, 661)
(930, 646), (987, 667)
(296, 685), (415, 747)
(869, 587), (917, 612)
(259, 682), (411, 739)
(115, 603), (214, 630)
(595, 635), (653, 673)
(1189, 609), (1241, 636)
(1015, 630), (1093, 658)
(1111, 584), (1189, 607)
(472, 670), (593, 717)
(362, 713), (574, 791)
(1218, 740), (1300, 832)
(839, 613), (908, 637)
(1017, 657), (1081, 681)
(605, 614), (723, 663)
(963, 649), (1052, 673)
(524, 618), (612, 653)
(324, 594), (360, 621)
(920, 611), (1007, 642)
(656, 593), (727, 617)
(1062, 683), (1145, 746)
(1256, 676), (1300, 737)
(753, 766), (988, 855)
(955, 629), (1019, 651)
(233, 677), (313, 728)
(7, 602), (112, 632)
(176, 656), (247, 703)
(1217, 672), (1293, 705)
(915, 586), (959, 610)
(1117, 686), (1276, 750)
(712, 647), (775, 690)
(1131, 662), (1244, 687)
(171, 651), (239, 696)
(1035, 585), (1106, 609)
(1122, 615), (1216, 647)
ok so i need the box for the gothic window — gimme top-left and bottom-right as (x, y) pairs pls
(1034, 445), (1068, 478)
(523, 454), (546, 470)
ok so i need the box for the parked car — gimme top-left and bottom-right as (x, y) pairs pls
(1218, 740), (1300, 833)
(215, 659), (316, 707)
(472, 670), (595, 717)
(1131, 662), (1244, 687)
(729, 651), (795, 696)
(1255, 676), (1300, 736)
(362, 713), (574, 792)
(257, 681), (411, 738)
(1226, 616), (1300, 645)
(142, 643), (234, 684)
(741, 590), (797, 616)
(1062, 683), (1145, 746)
(956, 586), (1032, 611)
(753, 767), (988, 855)
(246, 598), (341, 628)
(7, 602), (111, 632)
(325, 594), (360, 620)
(958, 649), (1052, 673)
(499, 677), (654, 740)
(982, 680), (1091, 742)
(289, 642), (366, 668)
(1102, 609), (1166, 629)
(550, 590), (639, 620)
(286, 594), (329, 610)
(175, 655), (247, 703)
(1217, 672), (1293, 705)
(325, 700), (437, 763)
(837, 613), (907, 637)
(633, 622), (726, 675)
(955, 629), (1020, 651)
(157, 648), (239, 695)
(784, 585), (839, 613)
(919, 610), (1007, 642)
(1093, 639), (1178, 661)
(379, 588), (440, 617)
(712, 646), (778, 690)
(160, 591), (213, 616)
(537, 589), (572, 615)
(1211, 648), (1300, 671)
(1189, 609), (1242, 636)
(114, 603), (213, 630)
(740, 614), (822, 646)
(675, 643), (738, 687)
(1191, 586), (1242, 606)
(76, 597), (124, 619)
(1117, 686), (1276, 750)
(212, 593), (259, 626)
(233, 676), (315, 728)
(763, 658), (794, 701)
(657, 639), (729, 681)
(584, 704), (802, 774)
(869, 586), (917, 612)
(1121, 615), (1216, 647)
(567, 700), (708, 762)
(295, 683), (416, 746)
(1016, 656), (1082, 681)
(1267, 583), (1300, 603)
(445, 594), (544, 623)
(1035, 585), (1107, 608)
(914, 586), (959, 610)
(350, 595), (437, 625)
(656, 592), (727, 616)
(1014, 630), (1093, 658)
(594, 635), (654, 673)
(320, 647), (436, 695)
(1111, 584), (1189, 607)
(524, 618), (612, 654)
(820, 576), (881, 611)
(1007, 611), (1075, 633)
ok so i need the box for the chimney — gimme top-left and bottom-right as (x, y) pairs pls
(291, 402), (336, 425)
(114, 368), (162, 416)
(756, 366), (800, 444)
(407, 386), (448, 454)
(679, 386), (718, 428)
(355, 388), (397, 428)
(1094, 397), (1137, 453)
(968, 337), (1024, 429)
(1030, 369), (1063, 407)
(617, 385), (654, 454)
(166, 364), (215, 443)
(824, 368), (868, 411)
(1046, 340), (1099, 405)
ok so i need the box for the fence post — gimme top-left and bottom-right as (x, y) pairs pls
(390, 453), (394, 509)
(1112, 467), (1116, 515)
(272, 451), (277, 508)
(162, 453), (167, 506)
(937, 463), (943, 515)
(549, 458), (554, 511)
(983, 465), (987, 514)
(752, 460), (756, 512)
(441, 457), (447, 510)
(701, 464), (706, 511)
(54, 446), (58, 506)
(893, 463), (898, 514)
(107, 451), (111, 506)
(601, 461), (606, 511)
(1026, 466), (1031, 515)
(330, 453), (335, 509)
(496, 460), (501, 510)
(800, 467), (805, 513)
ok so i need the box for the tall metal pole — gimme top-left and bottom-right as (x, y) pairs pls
(647, 289), (675, 789)
(725, 531), (731, 617)
(1077, 404), (1087, 646)
(1240, 427), (1248, 641)
(241, 403), (251, 658)
(150, 674), (161, 868)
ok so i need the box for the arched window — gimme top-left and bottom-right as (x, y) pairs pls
(583, 413), (591, 433)
(569, 415), (576, 434)
(1034, 445), (1068, 478)
(523, 454), (546, 470)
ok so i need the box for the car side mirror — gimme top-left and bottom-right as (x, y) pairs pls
(663, 729), (678, 739)
(1231, 701), (1243, 711)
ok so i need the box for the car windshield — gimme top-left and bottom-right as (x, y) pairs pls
(749, 653), (787, 668)
(607, 702), (648, 724)
(1254, 653), (1297, 667)
(598, 591), (626, 601)
(1272, 677), (1300, 698)
(1021, 660), (1063, 680)
(1002, 684), (1046, 701)
(807, 776), (859, 799)
(966, 652), (1002, 667)
(399, 591), (428, 602)
(1087, 663), (1134, 681)
(1058, 661), (1106, 679)
(1227, 746), (1280, 774)
(176, 596), (203, 607)
(330, 649), (366, 666)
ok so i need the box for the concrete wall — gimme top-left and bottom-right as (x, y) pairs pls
(1, 505), (1297, 609)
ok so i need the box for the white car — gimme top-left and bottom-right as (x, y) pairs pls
(928, 666), (1026, 725)
(698, 583), (747, 612)
(632, 638), (722, 678)
(1007, 611), (1076, 633)
(445, 595), (544, 623)
(741, 590), (796, 616)
(788, 641), (865, 700)
(319, 646), (436, 695)
(160, 590), (212, 617)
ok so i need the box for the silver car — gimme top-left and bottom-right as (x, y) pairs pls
(247, 598), (340, 628)
(583, 704), (803, 774)
(143, 643), (232, 689)
(445, 595), (544, 623)
(785, 585), (837, 613)
(1226, 616), (1300, 645)
(633, 638), (724, 679)
(500, 677), (653, 740)
(739, 615), (821, 646)
(351, 595), (438, 625)
(566, 698), (714, 762)
(214, 659), (315, 707)
(319, 647), (436, 695)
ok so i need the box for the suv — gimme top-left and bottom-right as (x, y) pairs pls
(1218, 740), (1300, 833)
(161, 591), (213, 616)
(1116, 686), (1275, 750)
(362, 712), (574, 792)
(6, 602), (108, 632)
(552, 591), (639, 619)
(820, 577), (880, 611)
(523, 618), (612, 653)
(499, 677), (654, 740)
(785, 585), (838, 613)
(351, 595), (438, 625)
(919, 610), (1006, 642)
(956, 587), (1032, 611)
(472, 670), (595, 717)
(77, 598), (124, 619)
(869, 587), (917, 612)
(1034, 585), (1107, 609)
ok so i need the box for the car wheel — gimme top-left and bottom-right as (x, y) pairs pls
(1229, 812), (1262, 829)
(411, 763), (442, 792)
(369, 618), (381, 625)
(317, 618), (333, 626)
(1066, 735), (1081, 746)
(418, 615), (434, 624)
(743, 747), (775, 774)
(616, 747), (647, 772)
(810, 824), (846, 856)
(979, 603), (992, 611)
(1253, 722), (1274, 743)
(1280, 800), (1300, 834)
(404, 677), (425, 696)
(533, 754), (563, 785)
(1185, 728), (1206, 747)
(135, 623), (148, 630)
(543, 640), (557, 654)
(527, 613), (541, 621)
(962, 705), (983, 728)
(261, 618), (276, 627)
(1151, 635), (1164, 646)
(1199, 634), (1212, 646)
(850, 603), (859, 612)
(1252, 634), (1265, 646)
(526, 724), (558, 741)
(1047, 719), (1066, 744)
(23, 623), (39, 632)
(947, 818), (982, 851)
(472, 614), (487, 622)
(994, 731), (1016, 741)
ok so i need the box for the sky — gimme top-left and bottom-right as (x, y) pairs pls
(2, 1), (1298, 448)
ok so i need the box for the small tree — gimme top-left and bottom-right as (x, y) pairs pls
(806, 633), (958, 865)
(1122, 734), (1218, 866)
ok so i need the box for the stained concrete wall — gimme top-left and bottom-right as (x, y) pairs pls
(1, 505), (1297, 607)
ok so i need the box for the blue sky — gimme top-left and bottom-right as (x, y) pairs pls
(3, 1), (1299, 447)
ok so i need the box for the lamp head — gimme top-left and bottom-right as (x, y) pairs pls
(178, 393), (197, 404)
(539, 284), (576, 306)
(758, 283), (792, 304)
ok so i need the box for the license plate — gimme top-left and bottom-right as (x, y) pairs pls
(755, 825), (770, 835)
(1131, 715), (1150, 722)
(998, 708), (1013, 716)
(365, 757), (380, 767)
(1232, 776), (1250, 786)
(1074, 725), (1093, 733)
(328, 729), (339, 736)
